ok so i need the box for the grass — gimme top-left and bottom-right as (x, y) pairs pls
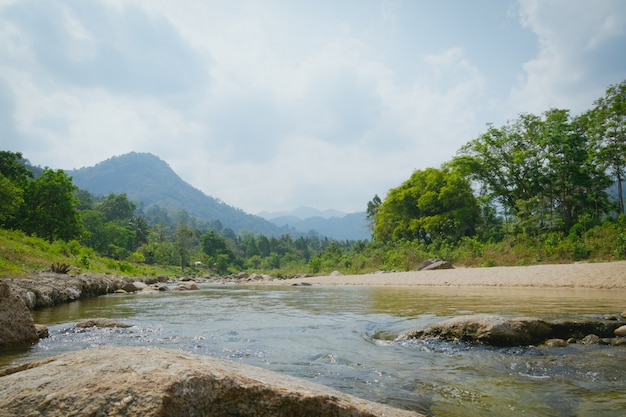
(0, 229), (181, 278)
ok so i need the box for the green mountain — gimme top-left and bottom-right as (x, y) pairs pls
(66, 152), (282, 236)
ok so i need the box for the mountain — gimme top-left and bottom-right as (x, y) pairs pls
(261, 210), (371, 241)
(66, 152), (282, 236)
(258, 206), (346, 220)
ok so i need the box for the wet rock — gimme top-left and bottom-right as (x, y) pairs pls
(419, 314), (552, 347)
(418, 258), (453, 271)
(0, 280), (39, 348)
(75, 318), (132, 328)
(544, 338), (568, 348)
(614, 325), (626, 337)
(0, 347), (423, 417)
(34, 324), (49, 339)
(549, 318), (622, 339)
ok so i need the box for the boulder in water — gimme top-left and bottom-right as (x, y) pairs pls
(0, 280), (38, 348)
(0, 347), (423, 417)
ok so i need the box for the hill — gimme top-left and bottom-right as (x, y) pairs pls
(66, 152), (282, 236)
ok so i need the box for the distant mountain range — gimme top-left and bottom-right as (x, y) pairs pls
(259, 210), (370, 241)
(65, 152), (370, 240)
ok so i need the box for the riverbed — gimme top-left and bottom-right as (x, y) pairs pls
(3, 284), (626, 416)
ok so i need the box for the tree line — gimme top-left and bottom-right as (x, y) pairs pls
(368, 80), (626, 263)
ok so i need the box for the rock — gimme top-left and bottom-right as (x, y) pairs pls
(544, 338), (568, 348)
(0, 347), (423, 417)
(549, 318), (623, 339)
(75, 318), (132, 328)
(419, 314), (552, 347)
(614, 325), (626, 337)
(132, 281), (148, 290)
(34, 324), (49, 339)
(121, 282), (140, 292)
(612, 337), (626, 346)
(418, 258), (454, 271)
(173, 282), (199, 291)
(330, 270), (344, 276)
(580, 334), (601, 345)
(0, 280), (39, 348)
(114, 289), (128, 294)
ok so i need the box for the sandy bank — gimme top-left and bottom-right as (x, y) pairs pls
(266, 261), (626, 289)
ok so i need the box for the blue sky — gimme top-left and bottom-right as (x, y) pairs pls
(1, 0), (625, 214)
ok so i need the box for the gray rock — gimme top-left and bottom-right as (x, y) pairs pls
(419, 314), (552, 347)
(172, 282), (199, 291)
(0, 280), (39, 348)
(418, 258), (453, 271)
(0, 347), (423, 417)
(581, 334), (601, 345)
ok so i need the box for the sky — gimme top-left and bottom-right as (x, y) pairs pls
(1, 1), (625, 215)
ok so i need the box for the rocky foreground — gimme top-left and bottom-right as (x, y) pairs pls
(0, 346), (422, 417)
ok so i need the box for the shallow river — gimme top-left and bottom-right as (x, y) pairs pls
(3, 284), (626, 416)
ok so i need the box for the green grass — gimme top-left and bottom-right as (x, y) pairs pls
(0, 229), (180, 278)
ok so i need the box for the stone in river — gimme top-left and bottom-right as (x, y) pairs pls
(0, 347), (423, 417)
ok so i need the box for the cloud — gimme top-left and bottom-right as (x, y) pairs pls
(1, 0), (625, 214)
(511, 0), (626, 114)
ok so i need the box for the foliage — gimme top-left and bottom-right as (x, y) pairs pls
(20, 169), (84, 243)
(373, 167), (480, 244)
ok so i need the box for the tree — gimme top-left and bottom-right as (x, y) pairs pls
(21, 169), (83, 243)
(174, 222), (194, 272)
(366, 194), (381, 232)
(97, 193), (136, 222)
(588, 80), (626, 214)
(373, 167), (480, 244)
(0, 151), (33, 185)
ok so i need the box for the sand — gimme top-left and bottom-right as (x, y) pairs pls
(263, 261), (626, 289)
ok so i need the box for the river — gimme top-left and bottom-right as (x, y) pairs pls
(3, 284), (626, 416)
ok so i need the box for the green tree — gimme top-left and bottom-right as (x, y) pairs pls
(588, 80), (626, 214)
(174, 222), (195, 272)
(97, 193), (136, 222)
(0, 151), (33, 185)
(373, 167), (480, 244)
(22, 169), (83, 243)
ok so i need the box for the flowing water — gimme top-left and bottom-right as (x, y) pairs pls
(2, 284), (626, 416)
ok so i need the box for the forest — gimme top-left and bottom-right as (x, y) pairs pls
(1, 80), (625, 277)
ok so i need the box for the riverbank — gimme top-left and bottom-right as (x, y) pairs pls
(267, 261), (626, 289)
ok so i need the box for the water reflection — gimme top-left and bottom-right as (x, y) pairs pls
(2, 284), (625, 417)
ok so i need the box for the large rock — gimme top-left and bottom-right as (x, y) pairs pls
(418, 314), (552, 347)
(0, 347), (422, 417)
(0, 280), (39, 349)
(417, 258), (453, 271)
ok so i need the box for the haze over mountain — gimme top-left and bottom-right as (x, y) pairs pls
(66, 152), (369, 240)
(258, 208), (370, 241)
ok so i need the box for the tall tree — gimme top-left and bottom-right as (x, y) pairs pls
(174, 222), (194, 273)
(588, 80), (626, 214)
(22, 169), (83, 243)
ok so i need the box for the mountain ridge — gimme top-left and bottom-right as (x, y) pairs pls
(66, 152), (282, 236)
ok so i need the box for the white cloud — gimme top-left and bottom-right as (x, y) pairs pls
(511, 0), (626, 114)
(1, 0), (625, 214)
